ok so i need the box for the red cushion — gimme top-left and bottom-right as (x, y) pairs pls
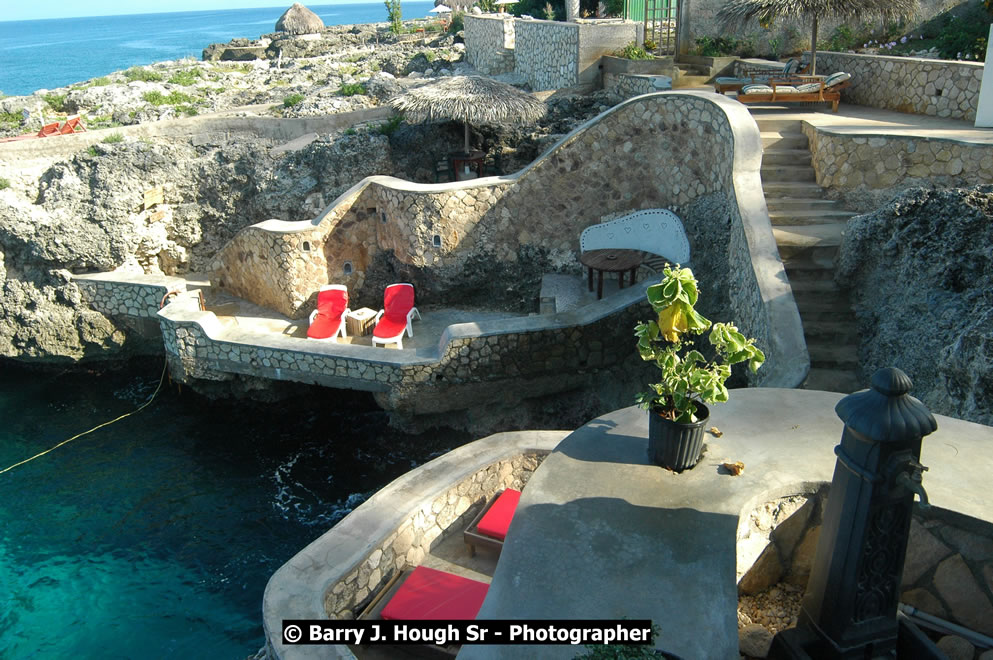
(307, 288), (347, 339)
(373, 315), (406, 339)
(381, 566), (488, 620)
(476, 489), (521, 541)
(307, 311), (344, 339)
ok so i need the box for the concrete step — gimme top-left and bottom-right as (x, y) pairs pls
(766, 198), (845, 212)
(783, 258), (837, 281)
(763, 182), (826, 199)
(793, 296), (853, 321)
(762, 149), (812, 166)
(801, 319), (858, 343)
(761, 165), (816, 182)
(673, 74), (713, 89)
(751, 117), (803, 133)
(773, 223), (845, 248)
(768, 209), (857, 225)
(675, 63), (711, 77)
(802, 368), (863, 393)
(808, 342), (860, 370)
(761, 132), (809, 150)
(788, 279), (850, 300)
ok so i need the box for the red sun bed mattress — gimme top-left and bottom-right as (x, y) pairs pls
(476, 488), (521, 541)
(380, 566), (489, 621)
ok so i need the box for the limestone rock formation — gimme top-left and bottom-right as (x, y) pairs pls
(837, 185), (993, 425)
(275, 3), (325, 35)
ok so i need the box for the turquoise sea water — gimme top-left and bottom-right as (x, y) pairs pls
(0, 359), (467, 657)
(0, 2), (435, 97)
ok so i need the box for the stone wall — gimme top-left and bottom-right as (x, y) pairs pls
(323, 452), (546, 619)
(811, 52), (984, 122)
(737, 488), (993, 640)
(802, 128), (993, 191)
(514, 19), (581, 91)
(605, 73), (673, 99)
(463, 15), (516, 75)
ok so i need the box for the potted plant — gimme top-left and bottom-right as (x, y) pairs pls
(634, 265), (765, 471)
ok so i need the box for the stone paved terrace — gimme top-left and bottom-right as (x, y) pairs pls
(263, 388), (993, 660)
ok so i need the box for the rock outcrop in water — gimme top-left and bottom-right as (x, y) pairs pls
(837, 185), (993, 426)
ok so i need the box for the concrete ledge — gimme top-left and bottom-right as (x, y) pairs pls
(262, 430), (569, 660)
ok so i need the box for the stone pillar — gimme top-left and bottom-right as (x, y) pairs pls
(566, 0), (580, 22)
(976, 24), (993, 128)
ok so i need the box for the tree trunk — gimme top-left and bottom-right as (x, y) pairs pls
(810, 16), (818, 76)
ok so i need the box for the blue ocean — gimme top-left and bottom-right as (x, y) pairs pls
(0, 2), (435, 97)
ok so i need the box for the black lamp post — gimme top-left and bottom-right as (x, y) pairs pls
(771, 367), (938, 658)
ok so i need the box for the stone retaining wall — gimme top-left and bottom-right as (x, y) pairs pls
(324, 452), (546, 619)
(810, 52), (984, 122)
(463, 15), (516, 75)
(801, 127), (993, 190)
(514, 19), (580, 91)
(605, 73), (673, 99)
(738, 488), (993, 640)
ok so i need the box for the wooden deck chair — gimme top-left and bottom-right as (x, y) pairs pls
(735, 72), (852, 113)
(37, 122), (60, 138)
(59, 117), (86, 134)
(464, 488), (521, 557)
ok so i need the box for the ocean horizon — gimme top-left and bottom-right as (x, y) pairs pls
(0, 2), (435, 97)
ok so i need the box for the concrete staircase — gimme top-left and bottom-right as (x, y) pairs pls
(754, 116), (862, 393)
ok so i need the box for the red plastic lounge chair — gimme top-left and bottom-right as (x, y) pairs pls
(380, 566), (489, 620)
(307, 284), (349, 341)
(464, 488), (521, 557)
(37, 122), (60, 137)
(372, 283), (421, 349)
(59, 117), (86, 134)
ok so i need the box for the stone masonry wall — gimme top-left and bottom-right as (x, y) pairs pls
(323, 452), (545, 619)
(605, 73), (673, 100)
(802, 128), (993, 191)
(811, 52), (984, 122)
(514, 19), (579, 91)
(464, 15), (516, 75)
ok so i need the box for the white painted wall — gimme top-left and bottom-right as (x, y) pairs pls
(976, 25), (993, 128)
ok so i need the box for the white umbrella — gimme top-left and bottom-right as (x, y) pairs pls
(428, 5), (452, 13)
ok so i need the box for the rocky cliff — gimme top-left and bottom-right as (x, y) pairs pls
(837, 185), (993, 425)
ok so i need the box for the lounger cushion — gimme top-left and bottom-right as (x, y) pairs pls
(307, 287), (348, 339)
(381, 566), (489, 620)
(770, 85), (800, 93)
(374, 284), (415, 340)
(824, 72), (851, 88)
(477, 488), (521, 540)
(715, 76), (750, 84)
(781, 58), (800, 75)
(796, 82), (823, 93)
(742, 84), (774, 94)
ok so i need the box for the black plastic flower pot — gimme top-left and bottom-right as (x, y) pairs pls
(647, 402), (709, 472)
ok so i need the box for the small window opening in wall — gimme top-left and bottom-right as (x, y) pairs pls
(381, 212), (387, 224)
(343, 261), (353, 275)
(302, 241), (311, 252)
(433, 234), (442, 248)
(935, 88), (943, 97)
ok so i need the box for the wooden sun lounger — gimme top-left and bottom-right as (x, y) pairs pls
(463, 488), (520, 557)
(735, 78), (851, 113)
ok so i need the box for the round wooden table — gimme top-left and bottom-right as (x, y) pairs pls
(579, 249), (645, 300)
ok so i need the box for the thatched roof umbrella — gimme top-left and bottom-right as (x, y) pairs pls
(717, 0), (918, 75)
(390, 76), (547, 153)
(276, 3), (325, 35)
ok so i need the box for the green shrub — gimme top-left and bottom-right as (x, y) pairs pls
(92, 76), (112, 86)
(338, 83), (366, 96)
(101, 132), (124, 143)
(124, 67), (163, 82)
(376, 114), (403, 136)
(43, 93), (68, 112)
(0, 177), (9, 190)
(693, 36), (745, 56)
(385, 0), (403, 34)
(142, 90), (195, 106)
(614, 42), (653, 60)
(448, 11), (464, 33)
(283, 93), (305, 107)
(0, 111), (22, 131)
(344, 127), (357, 136)
(168, 69), (202, 86)
(87, 146), (99, 157)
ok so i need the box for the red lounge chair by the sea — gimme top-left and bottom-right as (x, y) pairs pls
(371, 283), (421, 349)
(306, 284), (349, 341)
(59, 117), (86, 134)
(464, 488), (522, 557)
(37, 122), (60, 137)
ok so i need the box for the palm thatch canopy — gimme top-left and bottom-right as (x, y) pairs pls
(391, 76), (546, 152)
(276, 3), (325, 35)
(718, 0), (918, 74)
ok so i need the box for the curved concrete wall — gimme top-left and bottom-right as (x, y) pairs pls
(210, 91), (808, 389)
